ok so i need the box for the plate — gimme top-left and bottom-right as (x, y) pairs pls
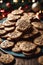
(0, 18), (43, 57)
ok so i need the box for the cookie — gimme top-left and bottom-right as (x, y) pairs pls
(0, 23), (4, 29)
(0, 40), (14, 49)
(1, 33), (10, 38)
(38, 56), (43, 65)
(22, 27), (38, 39)
(8, 30), (22, 39)
(16, 19), (31, 32)
(0, 54), (14, 64)
(23, 52), (33, 56)
(4, 27), (15, 32)
(20, 41), (37, 52)
(7, 13), (21, 21)
(34, 35), (43, 46)
(0, 38), (2, 44)
(12, 10), (23, 15)
(0, 29), (6, 36)
(34, 47), (41, 54)
(31, 22), (43, 29)
(12, 41), (22, 52)
(3, 20), (16, 27)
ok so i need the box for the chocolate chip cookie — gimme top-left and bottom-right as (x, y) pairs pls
(20, 41), (37, 52)
(0, 54), (14, 64)
(16, 19), (31, 32)
(12, 41), (22, 52)
(0, 29), (6, 35)
(38, 56), (43, 65)
(34, 35), (43, 46)
(3, 20), (16, 27)
(8, 30), (22, 39)
(7, 13), (21, 21)
(31, 22), (43, 29)
(0, 40), (14, 49)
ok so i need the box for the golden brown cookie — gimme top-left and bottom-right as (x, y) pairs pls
(34, 35), (43, 46)
(0, 40), (14, 49)
(8, 30), (22, 39)
(12, 41), (22, 52)
(4, 26), (15, 32)
(12, 9), (23, 15)
(16, 19), (31, 32)
(7, 13), (21, 21)
(38, 56), (43, 65)
(3, 20), (16, 27)
(20, 41), (37, 52)
(0, 29), (6, 36)
(0, 23), (4, 29)
(31, 22), (43, 29)
(0, 54), (14, 64)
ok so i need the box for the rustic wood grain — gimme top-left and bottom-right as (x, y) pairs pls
(0, 57), (41, 65)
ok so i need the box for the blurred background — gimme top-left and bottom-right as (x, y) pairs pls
(0, 0), (43, 19)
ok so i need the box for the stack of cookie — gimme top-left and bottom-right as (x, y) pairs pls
(0, 8), (43, 56)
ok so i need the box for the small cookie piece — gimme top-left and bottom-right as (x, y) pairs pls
(7, 13), (21, 21)
(0, 38), (2, 44)
(23, 52), (33, 56)
(0, 23), (4, 29)
(12, 41), (22, 52)
(12, 10), (23, 15)
(34, 47), (41, 54)
(4, 27), (15, 32)
(0, 29), (6, 35)
(8, 30), (22, 39)
(0, 40), (14, 49)
(3, 20), (15, 27)
(0, 54), (14, 64)
(16, 19), (31, 32)
(34, 35), (43, 46)
(38, 56), (43, 65)
(20, 41), (37, 52)
(31, 22), (43, 29)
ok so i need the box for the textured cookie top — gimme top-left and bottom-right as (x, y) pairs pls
(20, 41), (37, 52)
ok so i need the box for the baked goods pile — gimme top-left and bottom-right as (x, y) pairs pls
(0, 8), (43, 57)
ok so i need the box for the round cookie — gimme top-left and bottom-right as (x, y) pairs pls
(0, 23), (4, 29)
(1, 33), (11, 38)
(12, 10), (23, 15)
(31, 22), (43, 29)
(16, 19), (31, 32)
(12, 41), (22, 52)
(0, 29), (6, 35)
(0, 40), (14, 49)
(20, 41), (37, 52)
(38, 56), (43, 65)
(4, 27), (15, 32)
(34, 35), (43, 46)
(34, 47), (41, 55)
(7, 13), (21, 21)
(22, 27), (38, 39)
(0, 54), (14, 64)
(8, 30), (22, 39)
(3, 20), (16, 27)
